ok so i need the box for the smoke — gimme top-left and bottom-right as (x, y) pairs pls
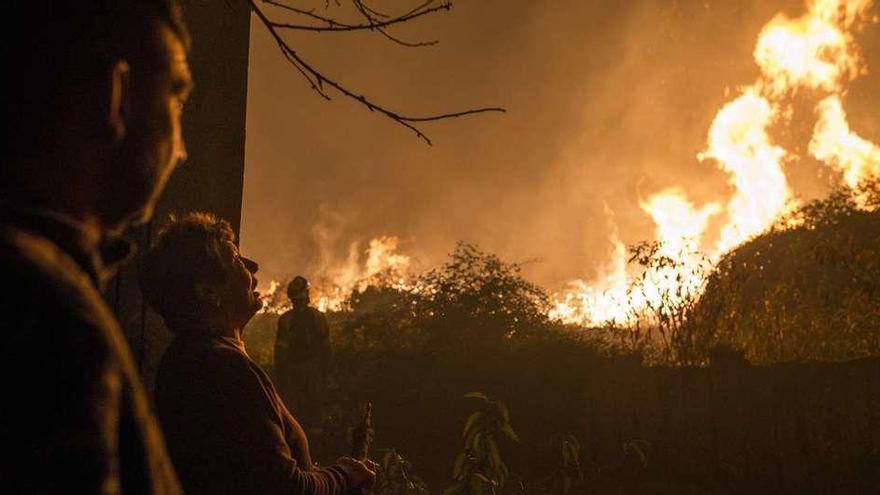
(241, 0), (880, 305)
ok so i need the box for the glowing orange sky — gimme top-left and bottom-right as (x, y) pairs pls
(241, 0), (879, 290)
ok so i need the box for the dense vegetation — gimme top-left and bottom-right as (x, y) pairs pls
(242, 182), (880, 493)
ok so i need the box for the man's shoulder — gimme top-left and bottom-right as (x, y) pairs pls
(285, 306), (327, 320)
(0, 226), (120, 358)
(0, 225), (95, 299)
(308, 307), (329, 327)
(162, 337), (255, 377)
(158, 337), (273, 413)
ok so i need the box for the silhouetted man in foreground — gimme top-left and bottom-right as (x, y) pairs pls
(141, 213), (375, 495)
(276, 276), (332, 434)
(0, 1), (191, 492)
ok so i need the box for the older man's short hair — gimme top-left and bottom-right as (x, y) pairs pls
(140, 212), (236, 329)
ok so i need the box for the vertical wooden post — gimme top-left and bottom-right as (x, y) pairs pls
(106, 0), (252, 395)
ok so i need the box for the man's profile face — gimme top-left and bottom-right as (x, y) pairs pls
(102, 21), (193, 231)
(146, 25), (193, 218)
(216, 240), (262, 328)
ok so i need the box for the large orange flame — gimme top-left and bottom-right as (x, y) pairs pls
(551, 0), (879, 327)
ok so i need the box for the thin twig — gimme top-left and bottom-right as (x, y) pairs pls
(263, 0), (346, 27)
(398, 0), (437, 20)
(264, 0), (439, 45)
(374, 27), (437, 47)
(267, 1), (450, 33)
(352, 0), (438, 47)
(358, 0), (391, 18)
(281, 44), (331, 99)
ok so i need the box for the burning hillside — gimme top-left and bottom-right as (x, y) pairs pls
(253, 0), (879, 342)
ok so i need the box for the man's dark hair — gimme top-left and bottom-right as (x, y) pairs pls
(1, 0), (190, 163)
(140, 212), (236, 330)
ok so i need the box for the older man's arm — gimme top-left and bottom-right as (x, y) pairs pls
(210, 347), (358, 495)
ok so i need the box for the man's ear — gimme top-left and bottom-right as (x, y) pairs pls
(108, 60), (131, 142)
(194, 283), (222, 308)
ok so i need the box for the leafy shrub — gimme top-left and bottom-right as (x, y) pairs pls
(372, 448), (430, 495)
(691, 180), (880, 362)
(444, 393), (519, 495)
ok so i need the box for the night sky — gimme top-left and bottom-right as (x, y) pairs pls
(240, 0), (880, 290)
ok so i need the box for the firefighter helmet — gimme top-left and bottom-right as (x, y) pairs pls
(287, 276), (310, 300)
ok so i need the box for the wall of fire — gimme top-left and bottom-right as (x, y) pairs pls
(105, 0), (251, 393)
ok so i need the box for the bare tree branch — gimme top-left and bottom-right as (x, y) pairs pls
(249, 0), (506, 145)
(263, 0), (450, 34)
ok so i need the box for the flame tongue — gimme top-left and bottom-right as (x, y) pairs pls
(640, 190), (721, 255)
(810, 95), (880, 190)
(754, 0), (871, 97)
(702, 88), (793, 256)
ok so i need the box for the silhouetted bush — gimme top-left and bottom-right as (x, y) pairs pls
(691, 180), (880, 363)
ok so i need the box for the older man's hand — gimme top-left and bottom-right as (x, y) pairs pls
(336, 456), (377, 490)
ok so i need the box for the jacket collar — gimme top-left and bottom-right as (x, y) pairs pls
(0, 201), (133, 290)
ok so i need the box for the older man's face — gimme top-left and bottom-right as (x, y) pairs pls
(216, 240), (262, 329)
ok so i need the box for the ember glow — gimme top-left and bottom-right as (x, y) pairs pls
(548, 191), (720, 326)
(260, 236), (413, 314)
(312, 236), (412, 312)
(550, 0), (879, 326)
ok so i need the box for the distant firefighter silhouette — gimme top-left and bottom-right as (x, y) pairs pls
(275, 276), (332, 433)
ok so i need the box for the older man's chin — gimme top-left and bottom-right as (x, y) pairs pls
(245, 295), (263, 322)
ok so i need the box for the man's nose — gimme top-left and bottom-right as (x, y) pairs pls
(177, 137), (188, 167)
(242, 257), (259, 274)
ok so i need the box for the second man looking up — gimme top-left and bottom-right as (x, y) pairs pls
(140, 212), (375, 495)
